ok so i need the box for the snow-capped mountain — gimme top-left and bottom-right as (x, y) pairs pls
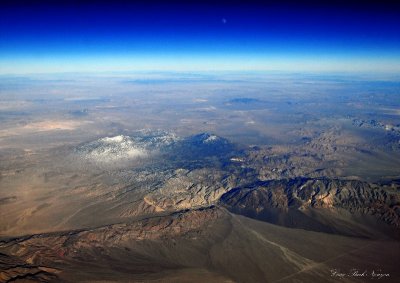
(75, 130), (180, 163)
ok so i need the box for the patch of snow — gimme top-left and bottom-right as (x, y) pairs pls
(77, 135), (147, 163)
(75, 131), (181, 163)
(204, 134), (219, 143)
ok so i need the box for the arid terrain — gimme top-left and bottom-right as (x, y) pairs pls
(0, 72), (399, 282)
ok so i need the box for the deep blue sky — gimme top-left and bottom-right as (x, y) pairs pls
(1, 0), (400, 74)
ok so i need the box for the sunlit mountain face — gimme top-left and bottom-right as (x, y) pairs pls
(0, 1), (400, 282)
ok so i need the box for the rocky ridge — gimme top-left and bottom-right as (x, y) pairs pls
(220, 177), (400, 230)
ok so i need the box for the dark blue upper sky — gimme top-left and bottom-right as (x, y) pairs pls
(1, 0), (400, 73)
